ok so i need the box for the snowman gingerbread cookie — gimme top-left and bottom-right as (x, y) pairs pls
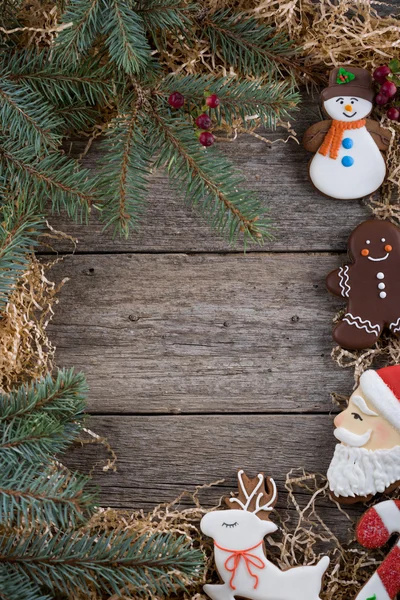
(200, 470), (329, 600)
(326, 219), (400, 350)
(303, 66), (390, 200)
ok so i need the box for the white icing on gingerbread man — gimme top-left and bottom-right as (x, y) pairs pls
(200, 470), (330, 600)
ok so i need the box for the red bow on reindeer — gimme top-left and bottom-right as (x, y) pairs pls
(214, 541), (265, 590)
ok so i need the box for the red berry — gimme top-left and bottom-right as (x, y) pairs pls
(381, 80), (397, 98)
(168, 92), (185, 109)
(195, 113), (212, 130)
(375, 92), (389, 105)
(199, 131), (215, 147)
(206, 94), (220, 109)
(373, 65), (391, 84)
(387, 107), (400, 121)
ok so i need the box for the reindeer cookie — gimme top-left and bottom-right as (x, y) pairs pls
(326, 219), (400, 350)
(200, 470), (330, 600)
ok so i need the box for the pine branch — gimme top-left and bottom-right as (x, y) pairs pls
(201, 10), (303, 80)
(147, 112), (271, 245)
(0, 138), (98, 221)
(2, 50), (112, 107)
(0, 566), (50, 600)
(0, 458), (96, 528)
(0, 77), (63, 152)
(159, 74), (300, 128)
(98, 108), (152, 236)
(103, 0), (151, 74)
(55, 0), (105, 60)
(0, 199), (44, 311)
(0, 530), (204, 596)
(0, 369), (87, 464)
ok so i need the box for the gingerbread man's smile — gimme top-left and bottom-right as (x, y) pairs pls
(367, 253), (390, 262)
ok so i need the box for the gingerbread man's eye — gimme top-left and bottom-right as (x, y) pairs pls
(381, 238), (386, 242)
(366, 240), (370, 244)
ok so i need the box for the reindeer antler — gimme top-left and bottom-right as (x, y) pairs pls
(224, 470), (278, 520)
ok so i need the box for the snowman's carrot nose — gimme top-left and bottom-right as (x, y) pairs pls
(344, 104), (352, 112)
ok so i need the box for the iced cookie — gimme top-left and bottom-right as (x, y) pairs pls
(303, 66), (390, 200)
(355, 500), (400, 600)
(326, 219), (400, 350)
(200, 470), (329, 600)
(327, 365), (400, 503)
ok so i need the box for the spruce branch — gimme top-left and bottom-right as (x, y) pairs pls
(0, 369), (87, 464)
(0, 199), (44, 311)
(3, 50), (112, 107)
(135, 0), (191, 33)
(0, 138), (98, 220)
(201, 10), (304, 80)
(0, 458), (95, 529)
(0, 77), (63, 152)
(0, 566), (50, 600)
(104, 0), (151, 74)
(98, 108), (152, 236)
(0, 368), (87, 422)
(148, 112), (271, 244)
(159, 74), (300, 128)
(0, 530), (204, 596)
(55, 0), (105, 60)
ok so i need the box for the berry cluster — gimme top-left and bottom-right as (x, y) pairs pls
(167, 92), (220, 147)
(373, 62), (400, 121)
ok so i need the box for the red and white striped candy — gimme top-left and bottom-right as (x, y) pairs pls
(356, 500), (400, 600)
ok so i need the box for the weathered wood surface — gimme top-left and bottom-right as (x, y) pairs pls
(49, 253), (352, 415)
(66, 415), (364, 528)
(48, 90), (379, 516)
(46, 93), (370, 253)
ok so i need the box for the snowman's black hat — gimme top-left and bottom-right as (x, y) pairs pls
(321, 66), (374, 103)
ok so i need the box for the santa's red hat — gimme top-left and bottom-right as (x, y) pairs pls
(360, 365), (400, 432)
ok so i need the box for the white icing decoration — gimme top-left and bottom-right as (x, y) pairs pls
(366, 240), (371, 244)
(368, 252), (389, 262)
(309, 116), (385, 200)
(334, 426), (372, 447)
(200, 472), (330, 600)
(377, 272), (385, 279)
(381, 238), (386, 242)
(378, 283), (385, 290)
(327, 444), (400, 498)
(352, 395), (379, 417)
(390, 317), (400, 333)
(342, 313), (380, 335)
(338, 265), (350, 298)
(380, 291), (387, 298)
(355, 501), (400, 600)
(229, 471), (276, 515)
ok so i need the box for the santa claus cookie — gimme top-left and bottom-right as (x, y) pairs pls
(326, 219), (400, 350)
(327, 365), (400, 503)
(355, 500), (400, 600)
(303, 66), (390, 200)
(200, 470), (329, 600)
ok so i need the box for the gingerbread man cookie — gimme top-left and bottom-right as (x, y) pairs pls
(303, 66), (390, 200)
(326, 219), (400, 350)
(200, 470), (329, 600)
(355, 500), (400, 600)
(327, 365), (400, 503)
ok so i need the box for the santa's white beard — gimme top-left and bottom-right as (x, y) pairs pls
(327, 443), (400, 498)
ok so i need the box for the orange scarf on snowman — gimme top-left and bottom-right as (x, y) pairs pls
(318, 119), (366, 160)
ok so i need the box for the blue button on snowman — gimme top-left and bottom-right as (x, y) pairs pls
(342, 138), (353, 149)
(341, 137), (354, 167)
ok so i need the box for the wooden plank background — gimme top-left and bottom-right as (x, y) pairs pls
(43, 92), (373, 526)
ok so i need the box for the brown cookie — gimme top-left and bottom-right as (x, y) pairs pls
(326, 219), (400, 350)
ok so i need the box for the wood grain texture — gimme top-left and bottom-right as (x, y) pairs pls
(44, 93), (370, 254)
(65, 414), (364, 534)
(48, 252), (353, 414)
